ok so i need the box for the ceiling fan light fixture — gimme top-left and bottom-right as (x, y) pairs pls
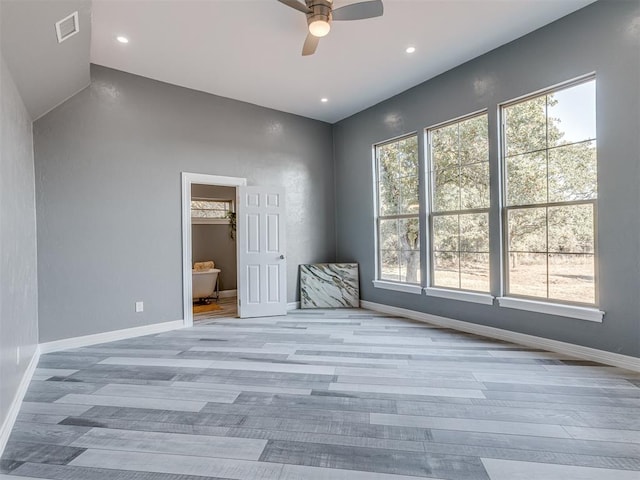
(308, 19), (331, 37)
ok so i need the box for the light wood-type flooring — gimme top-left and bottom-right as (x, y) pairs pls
(194, 296), (238, 323)
(2, 308), (639, 479)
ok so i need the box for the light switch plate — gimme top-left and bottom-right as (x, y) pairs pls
(135, 301), (144, 313)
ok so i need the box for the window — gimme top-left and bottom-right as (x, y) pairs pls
(427, 113), (490, 292)
(375, 135), (420, 284)
(191, 198), (233, 224)
(502, 78), (597, 305)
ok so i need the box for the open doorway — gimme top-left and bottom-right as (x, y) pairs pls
(181, 173), (246, 328)
(191, 184), (238, 322)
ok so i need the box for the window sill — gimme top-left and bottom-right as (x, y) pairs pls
(373, 280), (422, 295)
(192, 218), (230, 225)
(424, 287), (494, 305)
(497, 297), (604, 323)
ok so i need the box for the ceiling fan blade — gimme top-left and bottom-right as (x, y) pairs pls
(302, 32), (320, 56)
(332, 0), (383, 21)
(277, 0), (310, 14)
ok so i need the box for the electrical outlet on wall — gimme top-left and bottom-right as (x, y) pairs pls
(135, 301), (144, 313)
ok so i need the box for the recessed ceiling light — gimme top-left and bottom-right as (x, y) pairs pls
(321, 98), (328, 103)
(117, 36), (129, 44)
(405, 46), (416, 54)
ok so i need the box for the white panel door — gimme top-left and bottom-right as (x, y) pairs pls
(238, 186), (287, 318)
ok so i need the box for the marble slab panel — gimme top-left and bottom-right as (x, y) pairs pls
(300, 263), (359, 308)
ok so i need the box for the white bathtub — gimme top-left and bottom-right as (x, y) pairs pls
(192, 268), (220, 300)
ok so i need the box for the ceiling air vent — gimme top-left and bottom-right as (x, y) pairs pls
(55, 11), (79, 43)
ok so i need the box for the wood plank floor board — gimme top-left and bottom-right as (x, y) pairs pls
(225, 391), (399, 413)
(69, 449), (284, 479)
(16, 413), (69, 425)
(226, 426), (427, 452)
(201, 403), (375, 423)
(70, 427), (268, 460)
(329, 383), (486, 399)
(482, 389), (640, 407)
(395, 401), (587, 426)
(371, 413), (572, 438)
(11, 462), (232, 480)
(428, 429), (640, 459)
(93, 383), (240, 404)
(1, 442), (86, 466)
(6, 422), (91, 446)
(481, 457), (640, 479)
(2, 308), (638, 479)
(259, 439), (489, 479)
(54, 393), (207, 412)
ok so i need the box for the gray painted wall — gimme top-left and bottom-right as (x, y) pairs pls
(34, 64), (335, 343)
(334, 0), (640, 357)
(0, 55), (39, 430)
(191, 184), (237, 291)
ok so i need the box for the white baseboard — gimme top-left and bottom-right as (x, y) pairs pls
(0, 347), (40, 456)
(219, 289), (237, 299)
(287, 301), (300, 311)
(39, 320), (184, 354)
(360, 300), (640, 372)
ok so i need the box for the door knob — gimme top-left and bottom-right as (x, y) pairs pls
(279, 254), (285, 260)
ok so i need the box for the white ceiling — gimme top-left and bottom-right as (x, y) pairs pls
(92, 0), (596, 123)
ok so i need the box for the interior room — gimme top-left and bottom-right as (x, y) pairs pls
(190, 184), (238, 321)
(1, 1), (639, 479)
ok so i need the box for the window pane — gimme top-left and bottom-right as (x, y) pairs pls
(547, 81), (596, 147)
(433, 168), (459, 212)
(460, 213), (489, 253)
(400, 250), (421, 284)
(503, 79), (597, 305)
(548, 204), (594, 254)
(548, 142), (597, 202)
(548, 254), (595, 304)
(461, 253), (490, 292)
(506, 151), (547, 206)
(379, 219), (399, 251)
(381, 137), (418, 176)
(191, 200), (231, 218)
(460, 162), (490, 209)
(508, 252), (547, 298)
(459, 116), (489, 165)
(431, 123), (459, 172)
(376, 135), (419, 285)
(399, 218), (420, 251)
(508, 208), (547, 252)
(380, 250), (400, 282)
(433, 252), (459, 289)
(504, 96), (547, 156)
(396, 136), (419, 172)
(378, 179), (400, 216)
(399, 176), (420, 215)
(433, 215), (458, 252)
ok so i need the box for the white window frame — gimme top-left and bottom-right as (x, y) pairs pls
(373, 133), (421, 290)
(191, 197), (234, 225)
(498, 75), (602, 317)
(425, 110), (492, 300)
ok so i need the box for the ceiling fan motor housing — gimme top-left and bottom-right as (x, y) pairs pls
(306, 0), (333, 28)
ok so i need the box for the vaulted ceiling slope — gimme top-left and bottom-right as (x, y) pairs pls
(1, 0), (91, 120)
(1, 0), (597, 123)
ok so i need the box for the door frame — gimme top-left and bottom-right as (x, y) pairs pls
(181, 172), (247, 327)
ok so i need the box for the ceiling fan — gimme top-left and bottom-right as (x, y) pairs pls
(277, 0), (384, 56)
